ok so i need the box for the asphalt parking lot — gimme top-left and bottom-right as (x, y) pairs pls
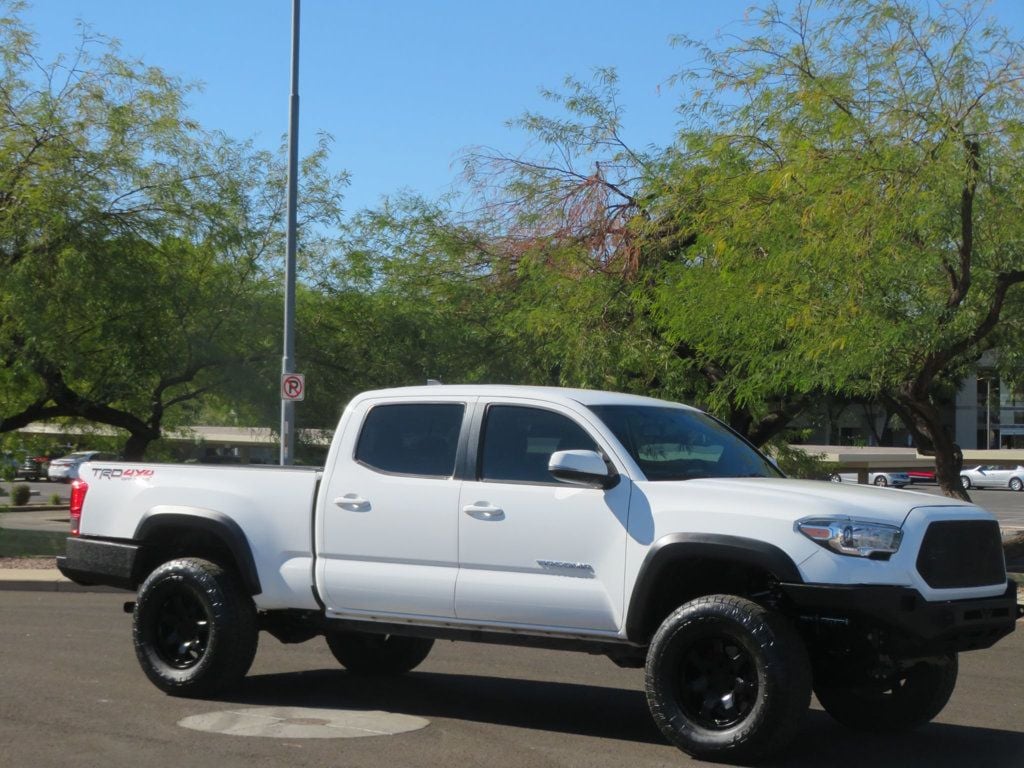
(1, 591), (1021, 768)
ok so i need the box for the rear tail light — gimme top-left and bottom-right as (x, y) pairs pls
(69, 480), (88, 536)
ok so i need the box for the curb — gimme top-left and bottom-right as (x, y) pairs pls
(0, 505), (70, 513)
(0, 569), (127, 593)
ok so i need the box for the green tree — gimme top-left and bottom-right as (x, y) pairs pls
(294, 194), (529, 429)
(0, 3), (347, 458)
(459, 69), (811, 443)
(657, 0), (1024, 498)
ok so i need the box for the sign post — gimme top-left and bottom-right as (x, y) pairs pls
(280, 0), (301, 465)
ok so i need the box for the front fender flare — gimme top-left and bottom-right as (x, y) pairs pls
(625, 533), (803, 643)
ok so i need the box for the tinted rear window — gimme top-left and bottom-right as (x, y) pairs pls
(355, 403), (464, 477)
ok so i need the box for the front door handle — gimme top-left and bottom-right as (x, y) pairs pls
(334, 494), (371, 512)
(463, 503), (505, 521)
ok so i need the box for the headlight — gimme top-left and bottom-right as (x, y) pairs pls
(797, 518), (903, 559)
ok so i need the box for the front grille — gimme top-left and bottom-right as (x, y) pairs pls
(916, 520), (1006, 589)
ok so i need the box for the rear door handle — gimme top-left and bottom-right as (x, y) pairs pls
(462, 503), (505, 521)
(334, 494), (371, 512)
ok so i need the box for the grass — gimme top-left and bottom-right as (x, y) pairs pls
(0, 529), (66, 558)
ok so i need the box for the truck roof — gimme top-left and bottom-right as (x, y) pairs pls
(354, 384), (699, 411)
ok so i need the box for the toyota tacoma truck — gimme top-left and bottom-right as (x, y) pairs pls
(57, 385), (1020, 762)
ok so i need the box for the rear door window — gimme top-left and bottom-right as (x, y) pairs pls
(355, 403), (464, 478)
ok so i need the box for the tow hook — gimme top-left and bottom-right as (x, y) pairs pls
(123, 601), (136, 614)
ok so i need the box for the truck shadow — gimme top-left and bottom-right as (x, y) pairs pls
(224, 669), (1024, 766)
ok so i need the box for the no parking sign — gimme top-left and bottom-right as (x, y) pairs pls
(281, 373), (305, 401)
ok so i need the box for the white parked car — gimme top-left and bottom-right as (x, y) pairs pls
(959, 465), (1024, 491)
(831, 471), (911, 488)
(47, 451), (118, 482)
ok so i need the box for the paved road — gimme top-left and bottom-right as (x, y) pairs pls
(2, 591), (1021, 768)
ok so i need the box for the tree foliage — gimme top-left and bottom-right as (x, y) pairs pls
(0, 2), (347, 458)
(4, 0), (1022, 492)
(654, 0), (1024, 497)
(458, 68), (814, 444)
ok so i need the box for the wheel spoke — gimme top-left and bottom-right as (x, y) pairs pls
(151, 588), (211, 669)
(676, 632), (759, 729)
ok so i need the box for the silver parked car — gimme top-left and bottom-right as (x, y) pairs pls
(959, 465), (1024, 491)
(47, 451), (119, 483)
(830, 471), (911, 488)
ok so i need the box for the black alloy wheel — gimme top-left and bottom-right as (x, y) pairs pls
(645, 594), (811, 762)
(152, 587), (211, 669)
(325, 631), (434, 675)
(815, 654), (958, 731)
(675, 632), (758, 729)
(133, 558), (258, 697)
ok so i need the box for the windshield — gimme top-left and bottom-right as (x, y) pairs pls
(588, 405), (781, 482)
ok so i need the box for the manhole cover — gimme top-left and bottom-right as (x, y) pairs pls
(178, 707), (429, 739)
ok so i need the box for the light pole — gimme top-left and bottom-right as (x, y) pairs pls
(280, 0), (300, 465)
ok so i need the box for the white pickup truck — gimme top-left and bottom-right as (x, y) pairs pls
(58, 385), (1019, 762)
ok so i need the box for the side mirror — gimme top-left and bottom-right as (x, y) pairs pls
(548, 450), (618, 490)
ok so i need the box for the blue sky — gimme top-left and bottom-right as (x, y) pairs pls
(19, 1), (1024, 215)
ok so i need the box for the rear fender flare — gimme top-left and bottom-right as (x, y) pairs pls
(134, 506), (262, 595)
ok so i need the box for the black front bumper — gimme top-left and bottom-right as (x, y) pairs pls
(782, 580), (1020, 655)
(56, 536), (139, 591)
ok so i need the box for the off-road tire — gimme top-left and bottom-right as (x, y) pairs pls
(814, 654), (958, 732)
(133, 557), (258, 698)
(325, 631), (433, 675)
(645, 594), (811, 763)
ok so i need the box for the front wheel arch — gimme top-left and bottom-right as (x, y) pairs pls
(625, 534), (803, 644)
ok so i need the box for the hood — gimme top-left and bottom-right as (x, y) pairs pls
(637, 477), (975, 528)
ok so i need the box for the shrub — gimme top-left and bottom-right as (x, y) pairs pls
(11, 484), (31, 506)
(49, 493), (63, 506)
(766, 441), (839, 480)
(1006, 532), (1024, 565)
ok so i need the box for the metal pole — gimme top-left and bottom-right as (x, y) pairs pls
(280, 0), (300, 465)
(986, 377), (991, 449)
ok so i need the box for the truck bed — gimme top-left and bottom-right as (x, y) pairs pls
(76, 462), (322, 610)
